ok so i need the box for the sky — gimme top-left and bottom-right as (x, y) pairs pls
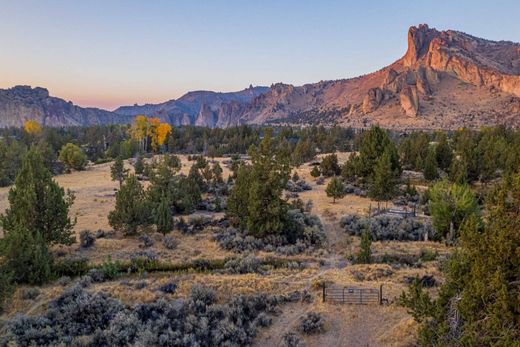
(1, 0), (519, 110)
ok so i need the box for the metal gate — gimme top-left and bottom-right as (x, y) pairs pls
(322, 285), (383, 305)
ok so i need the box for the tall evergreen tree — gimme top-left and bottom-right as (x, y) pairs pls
(1, 147), (75, 246)
(227, 129), (290, 238)
(154, 195), (173, 235)
(423, 147), (439, 181)
(369, 149), (398, 201)
(401, 172), (520, 345)
(435, 133), (453, 171)
(357, 227), (372, 264)
(108, 174), (151, 235)
(110, 156), (129, 187)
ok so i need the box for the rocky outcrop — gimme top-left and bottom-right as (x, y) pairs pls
(0, 86), (132, 128)
(399, 86), (420, 117)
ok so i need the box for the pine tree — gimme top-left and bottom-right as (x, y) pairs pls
(154, 195), (173, 235)
(357, 227), (372, 264)
(108, 174), (151, 235)
(435, 133), (453, 170)
(227, 129), (290, 238)
(369, 149), (397, 201)
(320, 154), (341, 177)
(428, 180), (479, 240)
(401, 172), (520, 345)
(1, 147), (75, 246)
(134, 154), (144, 175)
(110, 156), (129, 187)
(325, 176), (345, 203)
(310, 166), (321, 178)
(359, 126), (401, 179)
(423, 147), (439, 181)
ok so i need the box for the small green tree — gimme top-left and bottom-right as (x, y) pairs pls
(154, 195), (173, 235)
(435, 133), (453, 171)
(423, 147), (439, 181)
(357, 227), (372, 263)
(110, 156), (129, 187)
(369, 149), (397, 201)
(134, 154), (144, 175)
(325, 176), (345, 203)
(58, 143), (87, 171)
(108, 174), (151, 235)
(292, 171), (300, 182)
(320, 154), (341, 177)
(428, 180), (479, 240)
(310, 166), (321, 178)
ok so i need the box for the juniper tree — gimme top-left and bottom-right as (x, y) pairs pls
(369, 149), (398, 201)
(319, 154), (341, 177)
(325, 176), (345, 203)
(134, 154), (144, 175)
(108, 174), (151, 235)
(434, 133), (453, 171)
(357, 227), (372, 264)
(110, 156), (129, 187)
(428, 180), (479, 240)
(1, 147), (76, 246)
(310, 166), (321, 178)
(422, 147), (439, 181)
(154, 195), (173, 235)
(401, 172), (520, 345)
(227, 129), (290, 238)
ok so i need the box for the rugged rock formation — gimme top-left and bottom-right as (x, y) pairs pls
(0, 86), (132, 127)
(2, 24), (520, 129)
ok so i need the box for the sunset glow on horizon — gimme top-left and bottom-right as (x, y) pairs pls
(2, 0), (520, 110)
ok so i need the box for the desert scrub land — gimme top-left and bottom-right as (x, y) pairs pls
(0, 151), (446, 346)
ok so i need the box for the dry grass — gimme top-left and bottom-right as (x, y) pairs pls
(0, 152), (448, 346)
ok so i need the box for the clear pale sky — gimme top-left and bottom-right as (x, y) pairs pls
(1, 0), (519, 110)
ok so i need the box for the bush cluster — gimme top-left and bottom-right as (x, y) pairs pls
(299, 312), (325, 334)
(340, 214), (435, 241)
(162, 235), (179, 250)
(215, 210), (325, 255)
(79, 230), (96, 248)
(282, 332), (306, 347)
(2, 284), (300, 346)
(224, 255), (262, 274)
(286, 180), (312, 192)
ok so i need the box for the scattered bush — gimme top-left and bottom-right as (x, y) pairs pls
(282, 332), (306, 347)
(57, 276), (71, 286)
(79, 230), (96, 248)
(340, 214), (435, 241)
(215, 211), (325, 255)
(158, 281), (177, 294)
(299, 312), (325, 334)
(53, 258), (89, 277)
(20, 287), (40, 300)
(404, 275), (436, 288)
(162, 235), (179, 250)
(224, 255), (262, 274)
(138, 234), (154, 248)
(286, 180), (312, 192)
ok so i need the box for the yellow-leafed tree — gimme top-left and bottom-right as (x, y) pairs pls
(129, 115), (149, 152)
(24, 120), (42, 135)
(156, 123), (172, 148)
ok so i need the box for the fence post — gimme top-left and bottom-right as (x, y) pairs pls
(322, 283), (326, 303)
(379, 284), (383, 305)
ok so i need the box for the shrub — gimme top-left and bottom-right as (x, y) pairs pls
(224, 255), (262, 274)
(0, 284), (300, 345)
(79, 230), (96, 248)
(138, 234), (154, 248)
(282, 332), (306, 347)
(20, 287), (40, 300)
(340, 214), (435, 241)
(299, 312), (325, 334)
(158, 282), (177, 294)
(53, 258), (89, 277)
(162, 235), (179, 250)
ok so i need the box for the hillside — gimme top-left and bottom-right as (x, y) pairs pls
(0, 86), (132, 128)
(2, 24), (520, 129)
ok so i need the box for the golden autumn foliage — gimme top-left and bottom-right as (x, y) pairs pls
(129, 115), (172, 152)
(23, 120), (42, 135)
(157, 123), (172, 146)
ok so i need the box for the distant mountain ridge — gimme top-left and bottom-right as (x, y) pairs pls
(114, 86), (269, 128)
(2, 24), (520, 129)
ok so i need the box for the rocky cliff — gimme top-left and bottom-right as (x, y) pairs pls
(2, 25), (520, 129)
(0, 86), (132, 127)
